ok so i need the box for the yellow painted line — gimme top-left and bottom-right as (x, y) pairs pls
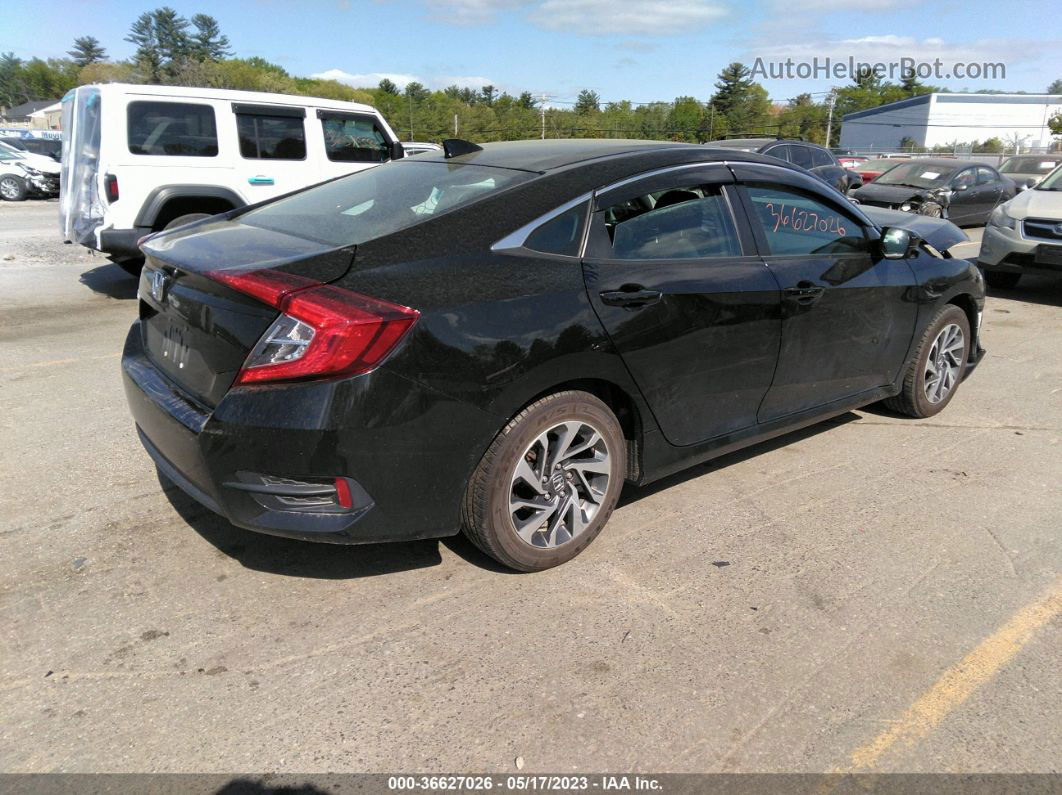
(847, 575), (1062, 771)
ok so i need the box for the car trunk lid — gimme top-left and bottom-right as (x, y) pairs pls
(138, 216), (356, 408)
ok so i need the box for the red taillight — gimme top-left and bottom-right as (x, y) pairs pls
(207, 268), (419, 385)
(104, 174), (119, 203)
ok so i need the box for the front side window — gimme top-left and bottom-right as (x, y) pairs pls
(603, 185), (741, 260)
(320, 114), (389, 162)
(127, 101), (217, 157)
(976, 167), (997, 185)
(810, 148), (834, 168)
(952, 169), (976, 190)
(237, 114), (306, 160)
(746, 185), (867, 256)
(788, 146), (814, 169)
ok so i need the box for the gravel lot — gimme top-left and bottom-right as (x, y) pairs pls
(2, 199), (1060, 775)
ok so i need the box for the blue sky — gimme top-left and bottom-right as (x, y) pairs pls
(2, 0), (1060, 106)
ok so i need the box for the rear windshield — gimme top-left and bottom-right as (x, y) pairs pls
(999, 156), (1060, 175)
(238, 160), (535, 246)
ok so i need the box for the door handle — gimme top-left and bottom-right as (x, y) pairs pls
(783, 283), (825, 304)
(248, 175), (275, 186)
(599, 286), (663, 308)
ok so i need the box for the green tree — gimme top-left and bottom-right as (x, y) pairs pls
(480, 84), (497, 106)
(125, 12), (162, 82)
(190, 14), (231, 61)
(574, 89), (600, 115)
(1048, 112), (1062, 138)
(153, 7), (191, 75)
(1047, 79), (1062, 95)
(68, 36), (107, 68)
(378, 78), (400, 95)
(709, 62), (772, 136)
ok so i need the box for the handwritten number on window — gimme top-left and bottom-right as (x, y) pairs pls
(763, 202), (846, 238)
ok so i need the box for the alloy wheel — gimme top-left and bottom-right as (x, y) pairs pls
(508, 420), (612, 548)
(0, 177), (21, 200)
(923, 323), (964, 404)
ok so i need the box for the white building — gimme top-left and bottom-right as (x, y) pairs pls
(839, 93), (1061, 151)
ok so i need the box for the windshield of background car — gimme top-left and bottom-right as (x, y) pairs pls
(873, 162), (958, 188)
(238, 161), (536, 247)
(1035, 165), (1062, 191)
(1000, 156), (1059, 175)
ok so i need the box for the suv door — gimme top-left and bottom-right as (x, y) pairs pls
(316, 109), (397, 181)
(231, 103), (314, 199)
(583, 164), (781, 446)
(730, 163), (919, 421)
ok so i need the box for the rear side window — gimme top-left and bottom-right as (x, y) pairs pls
(746, 185), (867, 256)
(524, 203), (587, 257)
(320, 112), (390, 163)
(604, 185), (741, 260)
(976, 167), (997, 185)
(236, 114), (306, 160)
(788, 145), (814, 169)
(127, 101), (217, 157)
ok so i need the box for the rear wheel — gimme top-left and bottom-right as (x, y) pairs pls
(983, 270), (1021, 289)
(462, 391), (626, 571)
(164, 213), (211, 230)
(0, 175), (27, 201)
(884, 305), (970, 418)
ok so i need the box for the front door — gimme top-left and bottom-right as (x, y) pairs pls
(730, 164), (919, 422)
(583, 164), (781, 447)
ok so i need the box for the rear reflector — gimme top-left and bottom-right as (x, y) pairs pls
(104, 174), (119, 203)
(207, 268), (419, 385)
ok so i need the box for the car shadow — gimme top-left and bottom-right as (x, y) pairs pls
(160, 472), (444, 580)
(618, 411), (862, 507)
(79, 262), (139, 300)
(986, 273), (1062, 308)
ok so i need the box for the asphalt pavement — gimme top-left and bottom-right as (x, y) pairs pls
(1, 200), (1059, 775)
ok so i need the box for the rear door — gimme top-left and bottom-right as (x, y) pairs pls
(730, 163), (918, 421)
(583, 164), (781, 447)
(230, 103), (316, 199)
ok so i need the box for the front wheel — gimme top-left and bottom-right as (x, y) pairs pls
(462, 391), (626, 571)
(884, 305), (971, 418)
(0, 175), (27, 201)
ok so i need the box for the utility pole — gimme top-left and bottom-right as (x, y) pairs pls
(824, 90), (836, 149)
(454, 113), (458, 137)
(408, 92), (414, 142)
(541, 94), (547, 140)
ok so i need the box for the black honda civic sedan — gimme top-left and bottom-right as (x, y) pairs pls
(123, 139), (986, 571)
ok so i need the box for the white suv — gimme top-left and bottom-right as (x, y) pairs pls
(979, 164), (1062, 289)
(59, 83), (403, 271)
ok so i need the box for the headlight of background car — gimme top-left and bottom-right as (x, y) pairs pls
(989, 205), (1017, 230)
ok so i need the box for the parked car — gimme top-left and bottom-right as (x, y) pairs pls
(0, 135), (62, 161)
(852, 158), (1016, 226)
(402, 141), (443, 156)
(997, 155), (1061, 190)
(0, 146), (59, 199)
(703, 138), (861, 194)
(59, 83), (403, 274)
(123, 139), (985, 571)
(977, 164), (1062, 288)
(850, 157), (909, 184)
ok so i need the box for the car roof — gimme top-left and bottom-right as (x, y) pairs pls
(417, 138), (792, 173)
(899, 158), (970, 168)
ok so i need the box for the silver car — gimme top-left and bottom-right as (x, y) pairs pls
(979, 164), (1062, 288)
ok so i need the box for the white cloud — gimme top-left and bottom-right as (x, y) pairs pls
(767, 0), (916, 8)
(530, 0), (726, 35)
(311, 68), (496, 92)
(311, 69), (421, 89)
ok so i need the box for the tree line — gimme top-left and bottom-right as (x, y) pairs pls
(2, 7), (1060, 150)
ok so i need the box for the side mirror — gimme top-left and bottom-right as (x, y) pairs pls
(880, 227), (916, 259)
(389, 141), (405, 161)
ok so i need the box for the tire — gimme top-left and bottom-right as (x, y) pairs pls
(164, 213), (212, 230)
(0, 175), (27, 201)
(983, 270), (1021, 289)
(461, 391), (627, 572)
(884, 305), (971, 419)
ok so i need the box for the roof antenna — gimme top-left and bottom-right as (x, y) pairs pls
(442, 138), (483, 158)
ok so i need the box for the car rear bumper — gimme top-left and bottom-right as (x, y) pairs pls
(98, 227), (151, 259)
(122, 321), (494, 545)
